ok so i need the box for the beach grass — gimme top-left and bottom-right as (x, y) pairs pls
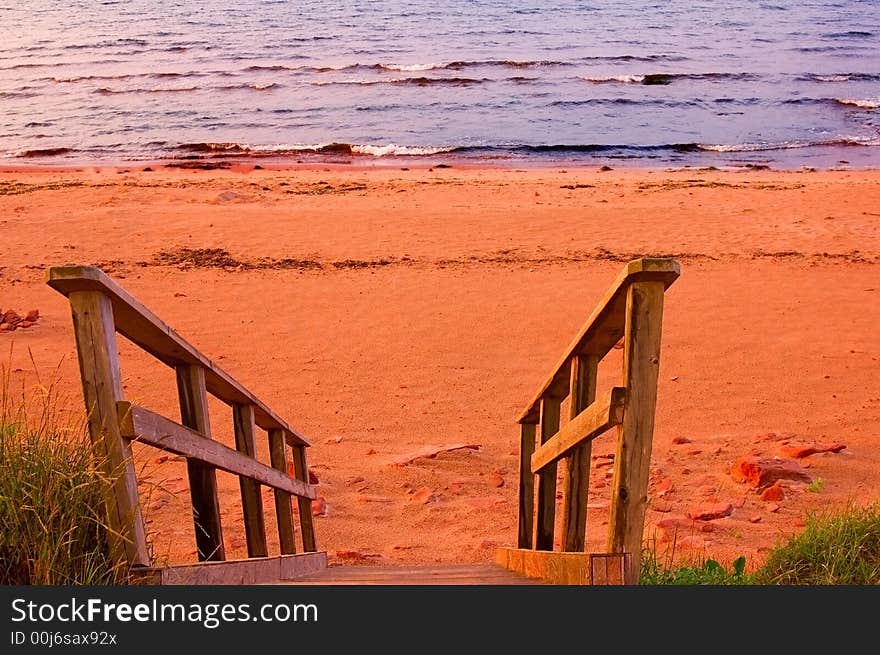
(753, 503), (880, 585)
(0, 350), (125, 585)
(640, 503), (880, 585)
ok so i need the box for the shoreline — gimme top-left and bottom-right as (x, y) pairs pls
(3, 159), (880, 175)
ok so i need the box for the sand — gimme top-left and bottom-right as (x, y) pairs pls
(1, 163), (879, 573)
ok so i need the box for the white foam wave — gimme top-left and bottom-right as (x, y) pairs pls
(379, 63), (440, 72)
(583, 75), (645, 84)
(351, 143), (456, 156)
(834, 97), (879, 109)
(699, 136), (880, 152)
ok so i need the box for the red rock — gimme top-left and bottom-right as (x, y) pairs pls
(366, 448), (377, 455)
(687, 503), (733, 521)
(655, 516), (714, 543)
(678, 535), (710, 550)
(391, 443), (480, 466)
(18, 320), (33, 328)
(594, 459), (613, 469)
(311, 497), (327, 517)
(464, 496), (505, 510)
(411, 487), (436, 504)
(780, 442), (847, 459)
(687, 449), (703, 456)
(672, 436), (693, 445)
(592, 452), (614, 461)
(357, 495), (393, 503)
(760, 483), (785, 502)
(733, 494), (748, 508)
(651, 501), (673, 513)
(2, 310), (20, 324)
(24, 309), (39, 322)
(655, 477), (675, 493)
(793, 518), (806, 528)
(308, 468), (320, 484)
(479, 539), (497, 549)
(0, 323), (12, 331)
(730, 456), (812, 488)
(749, 515), (762, 523)
(333, 549), (370, 562)
(346, 475), (365, 486)
(768, 503), (780, 513)
(287, 461), (295, 477)
(488, 472), (504, 488)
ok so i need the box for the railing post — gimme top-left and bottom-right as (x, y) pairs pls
(268, 429), (297, 554)
(517, 422), (537, 548)
(291, 443), (317, 552)
(534, 395), (562, 551)
(608, 281), (666, 584)
(561, 354), (599, 552)
(176, 364), (225, 561)
(232, 404), (268, 557)
(68, 290), (150, 568)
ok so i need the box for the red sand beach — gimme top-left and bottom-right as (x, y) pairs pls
(1, 164), (879, 572)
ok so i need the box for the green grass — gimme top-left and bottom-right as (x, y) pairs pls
(754, 503), (880, 585)
(640, 503), (880, 585)
(640, 537), (752, 585)
(0, 353), (126, 585)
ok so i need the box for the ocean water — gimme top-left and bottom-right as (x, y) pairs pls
(0, 0), (878, 167)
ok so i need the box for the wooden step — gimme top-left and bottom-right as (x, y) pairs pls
(284, 564), (544, 585)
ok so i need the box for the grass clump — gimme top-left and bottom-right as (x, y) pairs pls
(0, 354), (126, 585)
(754, 503), (880, 585)
(640, 539), (752, 585)
(640, 503), (880, 585)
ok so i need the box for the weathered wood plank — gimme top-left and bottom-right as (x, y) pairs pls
(68, 291), (149, 567)
(176, 364), (225, 562)
(531, 386), (626, 474)
(269, 429), (297, 554)
(287, 564), (540, 586)
(117, 403), (317, 499)
(534, 396), (561, 551)
(47, 265), (309, 446)
(291, 443), (317, 552)
(129, 552), (327, 585)
(560, 354), (599, 552)
(517, 422), (537, 549)
(495, 547), (627, 585)
(233, 404), (268, 558)
(608, 281), (666, 584)
(517, 258), (679, 423)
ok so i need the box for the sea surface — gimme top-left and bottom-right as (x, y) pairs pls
(1, 0), (879, 168)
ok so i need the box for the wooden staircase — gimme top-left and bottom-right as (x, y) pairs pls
(48, 257), (678, 586)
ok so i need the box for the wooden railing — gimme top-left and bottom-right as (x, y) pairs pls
(508, 258), (680, 584)
(47, 266), (319, 579)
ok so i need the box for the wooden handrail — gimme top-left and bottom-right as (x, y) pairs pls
(509, 257), (679, 585)
(118, 402), (317, 499)
(47, 264), (319, 572)
(517, 258), (679, 424)
(47, 265), (309, 446)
